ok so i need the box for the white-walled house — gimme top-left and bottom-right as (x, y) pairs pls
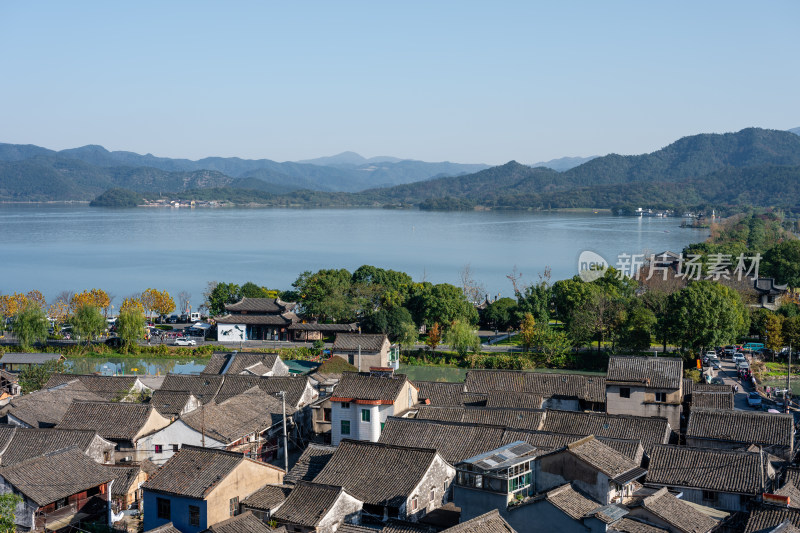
(330, 370), (419, 445)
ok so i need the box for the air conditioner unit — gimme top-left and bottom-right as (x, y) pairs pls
(120, 456), (133, 463)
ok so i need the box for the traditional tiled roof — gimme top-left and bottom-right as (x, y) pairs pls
(501, 429), (643, 463)
(109, 465), (142, 496)
(382, 520), (434, 533)
(150, 390), (198, 417)
(464, 370), (606, 403)
(0, 424), (15, 454)
(691, 391), (734, 410)
(607, 357), (683, 389)
(540, 410), (671, 449)
(143, 445), (265, 498)
(333, 333), (389, 352)
(745, 507), (800, 533)
(241, 484), (293, 511)
(145, 523), (182, 533)
(413, 381), (467, 406)
(180, 387), (286, 443)
(289, 322), (358, 332)
(546, 483), (602, 520)
(640, 487), (718, 533)
(414, 406), (544, 430)
(213, 375), (311, 407)
(484, 392), (544, 409)
(440, 509), (517, 533)
(159, 374), (224, 403)
(608, 518), (669, 533)
(215, 313), (296, 325)
(0, 352), (63, 365)
(3, 379), (105, 427)
(776, 482), (800, 509)
(687, 408), (794, 448)
(331, 372), (409, 403)
(337, 525), (376, 533)
(378, 417), (507, 463)
(565, 436), (641, 479)
(57, 401), (164, 441)
(224, 297), (295, 313)
(685, 382), (733, 395)
(273, 482), (357, 527)
(313, 440), (442, 507)
(0, 427), (107, 466)
(786, 468), (800, 487)
(204, 510), (275, 533)
(0, 447), (113, 507)
(646, 445), (774, 494)
(43, 374), (142, 400)
(202, 352), (281, 375)
(284, 443), (337, 485)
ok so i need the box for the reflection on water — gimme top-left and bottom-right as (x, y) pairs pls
(67, 357), (209, 376)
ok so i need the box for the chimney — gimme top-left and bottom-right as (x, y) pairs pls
(763, 493), (790, 507)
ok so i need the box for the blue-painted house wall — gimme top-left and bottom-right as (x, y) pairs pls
(143, 490), (208, 533)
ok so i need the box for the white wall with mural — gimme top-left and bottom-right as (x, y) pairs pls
(217, 324), (246, 342)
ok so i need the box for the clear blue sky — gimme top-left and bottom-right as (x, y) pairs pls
(1, 1), (797, 165)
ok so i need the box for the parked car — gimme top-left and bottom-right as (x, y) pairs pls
(175, 338), (197, 346)
(710, 377), (725, 385)
(748, 392), (762, 407)
(167, 315), (179, 324)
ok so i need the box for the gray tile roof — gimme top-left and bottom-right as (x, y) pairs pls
(241, 484), (293, 511)
(414, 406), (544, 431)
(159, 374), (224, 403)
(289, 323), (358, 332)
(213, 375), (310, 408)
(109, 465), (142, 497)
(0, 447), (114, 507)
(565, 436), (641, 479)
(540, 410), (671, 449)
(273, 482), (356, 527)
(745, 507), (800, 533)
(640, 487), (718, 533)
(691, 391), (734, 410)
(378, 417), (507, 463)
(440, 510), (517, 533)
(684, 381), (733, 396)
(608, 518), (669, 533)
(284, 443), (337, 485)
(0, 424), (15, 454)
(500, 429), (643, 463)
(646, 445), (774, 494)
(204, 510), (275, 533)
(607, 357), (683, 389)
(484, 392), (544, 410)
(464, 370), (606, 403)
(382, 520), (434, 533)
(43, 374), (142, 400)
(145, 523), (183, 533)
(785, 467), (800, 487)
(546, 483), (602, 520)
(337, 525), (377, 533)
(57, 401), (161, 441)
(0, 352), (63, 365)
(776, 482), (800, 509)
(3, 379), (105, 427)
(215, 313), (295, 326)
(687, 408), (794, 448)
(0, 427), (106, 466)
(202, 352), (281, 375)
(224, 297), (295, 313)
(332, 372), (409, 403)
(333, 333), (389, 352)
(180, 387), (286, 443)
(413, 381), (467, 406)
(150, 390), (197, 417)
(143, 445), (254, 498)
(313, 440), (441, 507)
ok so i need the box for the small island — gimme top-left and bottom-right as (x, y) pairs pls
(89, 188), (143, 208)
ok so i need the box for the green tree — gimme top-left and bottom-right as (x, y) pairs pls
(71, 304), (106, 344)
(293, 269), (355, 322)
(765, 313), (784, 357)
(117, 309), (146, 352)
(482, 297), (518, 331)
(12, 304), (49, 350)
(570, 287), (625, 353)
(783, 315), (800, 349)
(667, 281), (749, 351)
(618, 303), (656, 352)
(396, 321), (419, 350)
(205, 282), (242, 316)
(0, 492), (22, 533)
(533, 325), (572, 366)
(518, 312), (537, 352)
(425, 322), (443, 351)
(407, 282), (478, 328)
(641, 289), (672, 352)
(362, 306), (416, 342)
(445, 320), (481, 357)
(763, 240), (800, 288)
(19, 358), (66, 394)
(552, 277), (595, 327)
(516, 281), (551, 325)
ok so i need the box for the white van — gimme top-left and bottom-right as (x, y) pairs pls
(190, 312), (201, 322)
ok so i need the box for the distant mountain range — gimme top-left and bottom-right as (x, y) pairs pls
(790, 126), (800, 136)
(530, 155), (598, 171)
(2, 127), (800, 211)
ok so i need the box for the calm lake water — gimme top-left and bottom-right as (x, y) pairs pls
(0, 205), (707, 307)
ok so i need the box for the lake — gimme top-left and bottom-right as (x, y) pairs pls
(0, 205), (707, 307)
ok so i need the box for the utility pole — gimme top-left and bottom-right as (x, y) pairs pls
(788, 345), (792, 414)
(280, 391), (289, 473)
(358, 345), (361, 372)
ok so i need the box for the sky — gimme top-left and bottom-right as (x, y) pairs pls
(1, 1), (798, 165)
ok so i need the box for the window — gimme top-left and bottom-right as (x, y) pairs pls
(381, 422), (385, 432)
(341, 420), (351, 435)
(702, 490), (717, 502)
(155, 444), (163, 454)
(361, 409), (371, 422)
(341, 402), (350, 409)
(430, 488), (436, 501)
(348, 354), (355, 365)
(189, 505), (200, 527)
(229, 496), (239, 517)
(172, 444), (179, 453)
(411, 497), (418, 511)
(157, 497), (171, 520)
(655, 392), (667, 402)
(620, 387), (631, 399)
(323, 408), (331, 422)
